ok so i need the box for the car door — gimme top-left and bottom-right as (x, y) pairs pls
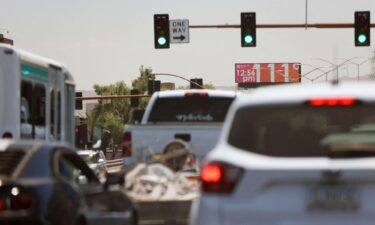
(49, 148), (98, 225)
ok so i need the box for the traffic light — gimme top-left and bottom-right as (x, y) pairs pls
(355, 11), (370, 46)
(148, 80), (161, 95)
(130, 89), (139, 108)
(75, 124), (88, 149)
(75, 92), (83, 110)
(154, 14), (170, 49)
(190, 78), (203, 89)
(241, 12), (256, 47)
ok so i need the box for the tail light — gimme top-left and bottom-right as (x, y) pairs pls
(122, 132), (132, 157)
(2, 132), (13, 139)
(0, 197), (4, 210)
(200, 161), (243, 194)
(0, 187), (34, 211)
(185, 92), (208, 97)
(10, 194), (34, 210)
(309, 97), (357, 106)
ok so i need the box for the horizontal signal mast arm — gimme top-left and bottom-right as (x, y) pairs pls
(190, 23), (375, 29)
(75, 94), (151, 100)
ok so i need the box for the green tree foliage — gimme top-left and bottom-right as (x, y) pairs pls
(88, 81), (131, 146)
(131, 65), (154, 108)
(176, 83), (215, 90)
(203, 83), (215, 89)
(88, 66), (154, 147)
(131, 65), (154, 94)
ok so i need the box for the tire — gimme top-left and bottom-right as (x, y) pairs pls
(163, 139), (191, 171)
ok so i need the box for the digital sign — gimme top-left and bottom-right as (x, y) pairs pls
(235, 63), (301, 83)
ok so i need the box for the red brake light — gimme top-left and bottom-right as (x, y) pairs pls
(10, 194), (34, 210)
(0, 187), (34, 211)
(309, 97), (357, 106)
(185, 92), (208, 97)
(122, 132), (132, 157)
(0, 197), (4, 210)
(2, 132), (13, 139)
(200, 161), (243, 194)
(201, 164), (222, 182)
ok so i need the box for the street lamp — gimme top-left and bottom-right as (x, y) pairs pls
(311, 58), (339, 81)
(360, 57), (375, 79)
(335, 57), (362, 80)
(312, 57), (362, 82)
(300, 64), (330, 82)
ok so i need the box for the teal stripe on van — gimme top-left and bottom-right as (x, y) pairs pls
(21, 63), (48, 84)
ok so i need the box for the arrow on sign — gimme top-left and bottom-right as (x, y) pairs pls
(173, 35), (186, 41)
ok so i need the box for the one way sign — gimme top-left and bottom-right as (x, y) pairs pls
(169, 19), (189, 44)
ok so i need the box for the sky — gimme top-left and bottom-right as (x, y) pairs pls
(1, 0), (374, 90)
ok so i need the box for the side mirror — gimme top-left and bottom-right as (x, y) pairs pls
(104, 172), (125, 190)
(98, 158), (104, 163)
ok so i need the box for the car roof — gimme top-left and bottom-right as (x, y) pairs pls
(156, 89), (237, 98)
(0, 140), (73, 180)
(235, 81), (375, 106)
(0, 139), (71, 152)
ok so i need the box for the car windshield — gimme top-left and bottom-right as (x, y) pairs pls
(228, 104), (375, 157)
(148, 96), (234, 123)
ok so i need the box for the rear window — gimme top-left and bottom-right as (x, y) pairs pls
(228, 104), (375, 157)
(0, 151), (25, 175)
(148, 96), (234, 123)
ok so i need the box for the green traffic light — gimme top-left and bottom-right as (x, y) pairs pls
(157, 37), (167, 46)
(357, 34), (367, 43)
(244, 35), (253, 44)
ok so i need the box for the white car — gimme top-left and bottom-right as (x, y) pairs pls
(190, 81), (375, 225)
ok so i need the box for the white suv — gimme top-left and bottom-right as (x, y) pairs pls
(190, 82), (375, 225)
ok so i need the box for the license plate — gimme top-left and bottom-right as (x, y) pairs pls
(307, 184), (359, 211)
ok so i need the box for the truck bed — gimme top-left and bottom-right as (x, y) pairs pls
(126, 123), (223, 163)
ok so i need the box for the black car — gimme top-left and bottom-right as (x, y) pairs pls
(0, 140), (137, 225)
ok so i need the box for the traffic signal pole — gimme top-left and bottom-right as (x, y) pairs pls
(75, 94), (150, 101)
(75, 73), (205, 101)
(189, 23), (375, 29)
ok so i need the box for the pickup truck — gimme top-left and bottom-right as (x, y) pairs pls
(122, 89), (237, 165)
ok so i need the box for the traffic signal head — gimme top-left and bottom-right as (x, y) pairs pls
(154, 14), (170, 49)
(355, 11), (370, 47)
(148, 80), (161, 95)
(75, 124), (88, 149)
(130, 89), (139, 108)
(75, 92), (83, 110)
(190, 78), (203, 89)
(241, 12), (256, 47)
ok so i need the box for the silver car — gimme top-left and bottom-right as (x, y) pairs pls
(78, 150), (107, 182)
